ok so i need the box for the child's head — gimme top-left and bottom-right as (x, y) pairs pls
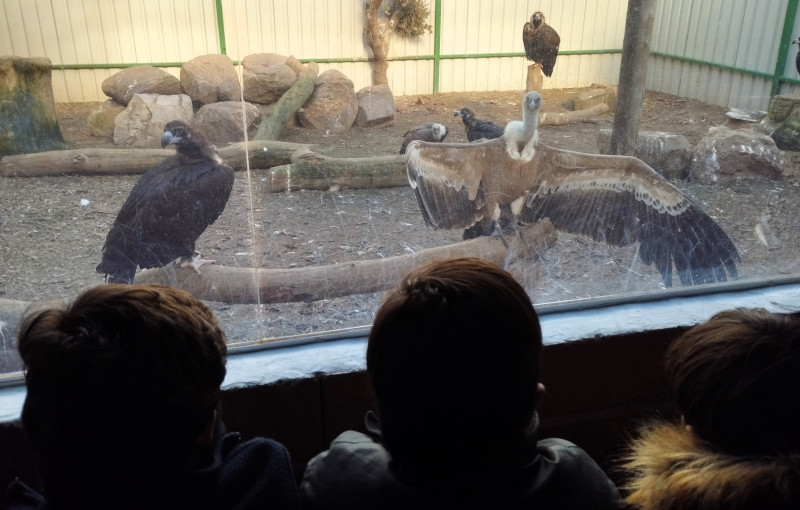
(367, 258), (543, 478)
(666, 307), (800, 456)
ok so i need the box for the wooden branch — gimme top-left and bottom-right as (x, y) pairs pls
(0, 140), (312, 177)
(134, 220), (557, 304)
(254, 60), (319, 141)
(264, 147), (407, 192)
(538, 104), (609, 126)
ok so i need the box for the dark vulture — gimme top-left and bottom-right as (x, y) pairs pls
(793, 37), (800, 74)
(406, 92), (740, 288)
(400, 122), (448, 154)
(96, 120), (235, 284)
(523, 11), (560, 77)
(454, 107), (504, 141)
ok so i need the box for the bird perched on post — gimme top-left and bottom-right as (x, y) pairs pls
(96, 120), (235, 284)
(454, 108), (504, 141)
(399, 122), (448, 154)
(523, 11), (560, 77)
(792, 37), (800, 74)
(406, 94), (740, 288)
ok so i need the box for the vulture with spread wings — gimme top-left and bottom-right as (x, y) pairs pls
(406, 92), (740, 287)
(96, 120), (235, 284)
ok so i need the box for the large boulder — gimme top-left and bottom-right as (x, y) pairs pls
(598, 129), (691, 180)
(194, 101), (262, 144)
(354, 84), (395, 127)
(242, 53), (298, 104)
(688, 126), (783, 185)
(180, 54), (241, 107)
(113, 93), (194, 148)
(101, 66), (181, 105)
(297, 69), (358, 132)
(88, 99), (126, 138)
(770, 106), (800, 152)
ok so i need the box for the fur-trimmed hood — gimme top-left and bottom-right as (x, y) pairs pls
(623, 422), (800, 510)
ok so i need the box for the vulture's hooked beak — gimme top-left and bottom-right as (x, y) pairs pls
(160, 131), (181, 148)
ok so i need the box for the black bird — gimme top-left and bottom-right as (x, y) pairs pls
(792, 37), (800, 74)
(408, 94), (740, 288)
(523, 11), (561, 77)
(400, 122), (448, 154)
(96, 120), (235, 284)
(454, 108), (504, 142)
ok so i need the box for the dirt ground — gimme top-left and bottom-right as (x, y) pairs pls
(2, 88), (800, 373)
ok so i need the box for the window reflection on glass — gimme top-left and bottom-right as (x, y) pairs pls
(1, 0), (799, 378)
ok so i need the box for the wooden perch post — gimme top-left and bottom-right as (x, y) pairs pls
(133, 220), (557, 304)
(255, 59), (319, 141)
(526, 64), (543, 93)
(0, 140), (312, 177)
(265, 147), (407, 192)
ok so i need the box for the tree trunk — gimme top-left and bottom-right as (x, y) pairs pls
(365, 0), (393, 85)
(254, 60), (319, 140)
(132, 220), (557, 304)
(610, 0), (655, 156)
(0, 56), (67, 157)
(264, 148), (406, 192)
(0, 140), (312, 177)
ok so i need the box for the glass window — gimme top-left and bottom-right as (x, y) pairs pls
(2, 0), (799, 378)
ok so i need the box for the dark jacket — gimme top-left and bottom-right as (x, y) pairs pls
(2, 429), (298, 510)
(623, 422), (800, 510)
(299, 418), (622, 509)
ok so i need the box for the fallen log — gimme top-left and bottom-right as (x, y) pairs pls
(539, 103), (609, 126)
(134, 220), (557, 304)
(0, 140), (312, 177)
(255, 59), (319, 141)
(265, 147), (407, 192)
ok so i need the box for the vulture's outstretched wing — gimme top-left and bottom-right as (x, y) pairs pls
(405, 138), (740, 287)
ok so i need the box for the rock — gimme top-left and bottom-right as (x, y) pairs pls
(770, 106), (800, 152)
(354, 84), (395, 127)
(194, 101), (262, 144)
(242, 53), (298, 104)
(688, 126), (783, 185)
(88, 99), (126, 138)
(574, 86), (617, 112)
(113, 93), (194, 148)
(297, 69), (358, 132)
(767, 93), (800, 122)
(0, 56), (66, 156)
(598, 129), (691, 180)
(180, 54), (241, 107)
(101, 66), (181, 105)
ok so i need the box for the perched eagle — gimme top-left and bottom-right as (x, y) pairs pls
(454, 108), (504, 141)
(406, 92), (740, 288)
(400, 122), (448, 154)
(523, 11), (560, 77)
(96, 120), (235, 284)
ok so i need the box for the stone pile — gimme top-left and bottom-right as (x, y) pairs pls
(95, 53), (395, 148)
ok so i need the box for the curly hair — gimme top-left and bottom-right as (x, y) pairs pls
(19, 284), (227, 507)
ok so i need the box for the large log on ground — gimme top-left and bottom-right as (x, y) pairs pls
(0, 140), (312, 177)
(134, 220), (557, 304)
(255, 59), (319, 141)
(539, 104), (609, 126)
(265, 147), (406, 192)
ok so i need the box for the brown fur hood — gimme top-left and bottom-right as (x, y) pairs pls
(622, 422), (800, 510)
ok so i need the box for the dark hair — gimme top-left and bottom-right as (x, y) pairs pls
(666, 307), (800, 456)
(19, 284), (227, 507)
(366, 258), (542, 478)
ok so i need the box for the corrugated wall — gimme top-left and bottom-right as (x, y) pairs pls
(0, 0), (797, 107)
